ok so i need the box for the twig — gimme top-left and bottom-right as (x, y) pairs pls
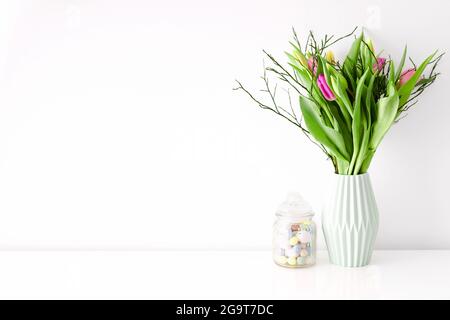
(233, 79), (330, 157)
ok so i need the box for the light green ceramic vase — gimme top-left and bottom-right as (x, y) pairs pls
(322, 173), (379, 267)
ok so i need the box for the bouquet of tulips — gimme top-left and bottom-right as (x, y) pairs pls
(235, 28), (442, 175)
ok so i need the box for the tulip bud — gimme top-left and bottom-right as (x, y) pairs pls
(317, 74), (336, 101)
(293, 50), (308, 68)
(308, 57), (318, 75)
(398, 68), (416, 86)
(373, 57), (386, 72)
(325, 51), (335, 64)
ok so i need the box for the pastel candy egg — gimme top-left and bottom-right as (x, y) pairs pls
(297, 230), (312, 243)
(300, 243), (307, 249)
(287, 257), (297, 266)
(285, 248), (294, 258)
(300, 249), (308, 257)
(276, 256), (288, 265)
(297, 257), (306, 265)
(289, 237), (299, 246)
(292, 244), (301, 255)
(286, 245), (301, 258)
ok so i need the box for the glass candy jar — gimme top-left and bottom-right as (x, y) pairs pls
(273, 192), (316, 268)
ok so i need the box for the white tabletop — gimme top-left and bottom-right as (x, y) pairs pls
(0, 250), (448, 299)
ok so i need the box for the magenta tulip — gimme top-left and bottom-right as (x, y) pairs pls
(317, 74), (336, 101)
(373, 57), (386, 72)
(308, 57), (317, 75)
(398, 68), (416, 86)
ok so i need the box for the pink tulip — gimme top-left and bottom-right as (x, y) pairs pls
(373, 57), (386, 72)
(308, 57), (317, 75)
(317, 74), (336, 101)
(398, 68), (416, 86)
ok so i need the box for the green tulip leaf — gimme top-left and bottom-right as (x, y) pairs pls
(370, 82), (400, 149)
(395, 45), (408, 82)
(365, 74), (376, 124)
(299, 96), (350, 161)
(288, 62), (312, 88)
(348, 68), (370, 173)
(354, 120), (371, 174)
(330, 75), (353, 117)
(398, 52), (436, 107)
(389, 60), (396, 83)
(343, 33), (363, 72)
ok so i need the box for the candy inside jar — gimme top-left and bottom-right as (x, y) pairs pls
(273, 192), (316, 268)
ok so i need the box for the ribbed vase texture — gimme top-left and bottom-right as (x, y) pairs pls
(322, 173), (379, 267)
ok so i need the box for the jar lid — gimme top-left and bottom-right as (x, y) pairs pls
(276, 192), (314, 217)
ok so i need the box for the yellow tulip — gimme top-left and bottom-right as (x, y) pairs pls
(325, 51), (335, 63)
(293, 50), (308, 68)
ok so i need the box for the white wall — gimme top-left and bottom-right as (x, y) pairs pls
(0, 0), (448, 250)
